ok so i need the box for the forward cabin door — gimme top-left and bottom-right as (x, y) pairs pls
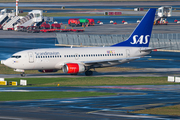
(28, 52), (34, 63)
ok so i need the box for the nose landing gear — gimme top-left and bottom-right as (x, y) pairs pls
(21, 72), (25, 77)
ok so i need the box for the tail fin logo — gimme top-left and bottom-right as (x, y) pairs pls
(130, 35), (150, 45)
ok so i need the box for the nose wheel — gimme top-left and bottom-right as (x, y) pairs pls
(21, 72), (25, 77)
(85, 70), (93, 76)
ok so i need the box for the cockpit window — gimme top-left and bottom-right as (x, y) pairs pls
(11, 55), (21, 58)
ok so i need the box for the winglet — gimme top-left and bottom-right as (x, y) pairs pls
(111, 8), (156, 47)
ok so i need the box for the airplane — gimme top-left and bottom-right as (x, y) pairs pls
(1, 9), (156, 77)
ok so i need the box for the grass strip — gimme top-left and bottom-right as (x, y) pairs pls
(132, 105), (180, 116)
(0, 91), (115, 101)
(2, 77), (180, 87)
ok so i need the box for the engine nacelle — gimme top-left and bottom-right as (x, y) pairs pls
(62, 63), (85, 74)
(38, 69), (58, 73)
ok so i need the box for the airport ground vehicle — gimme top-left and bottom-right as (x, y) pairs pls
(40, 22), (50, 29)
(79, 19), (89, 26)
(68, 18), (80, 27)
(87, 18), (95, 26)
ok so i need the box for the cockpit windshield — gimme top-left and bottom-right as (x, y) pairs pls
(11, 55), (21, 59)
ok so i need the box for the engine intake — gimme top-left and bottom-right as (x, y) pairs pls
(63, 63), (85, 74)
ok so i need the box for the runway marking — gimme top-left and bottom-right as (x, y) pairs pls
(90, 112), (169, 119)
(93, 86), (155, 90)
(116, 103), (165, 110)
(87, 110), (102, 114)
(0, 116), (22, 120)
(60, 101), (75, 103)
(0, 90), (31, 92)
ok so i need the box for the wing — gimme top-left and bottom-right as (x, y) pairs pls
(82, 57), (140, 67)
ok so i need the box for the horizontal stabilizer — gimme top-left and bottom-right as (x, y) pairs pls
(140, 46), (172, 52)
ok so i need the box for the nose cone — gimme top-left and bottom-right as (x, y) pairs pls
(1, 60), (5, 65)
(2, 59), (14, 68)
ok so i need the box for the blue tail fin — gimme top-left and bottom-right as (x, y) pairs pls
(111, 8), (156, 47)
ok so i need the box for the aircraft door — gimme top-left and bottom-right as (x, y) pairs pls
(28, 52), (34, 63)
(126, 49), (130, 58)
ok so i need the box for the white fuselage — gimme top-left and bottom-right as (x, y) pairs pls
(3, 47), (150, 70)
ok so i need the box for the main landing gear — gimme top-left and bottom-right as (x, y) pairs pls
(21, 72), (25, 77)
(85, 70), (93, 76)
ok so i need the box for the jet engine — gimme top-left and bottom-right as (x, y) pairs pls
(38, 69), (58, 73)
(62, 63), (85, 74)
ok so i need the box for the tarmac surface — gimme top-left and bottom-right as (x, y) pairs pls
(0, 85), (180, 120)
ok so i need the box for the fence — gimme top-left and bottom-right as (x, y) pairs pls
(56, 33), (180, 50)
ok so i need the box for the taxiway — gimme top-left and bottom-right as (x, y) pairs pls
(0, 85), (180, 120)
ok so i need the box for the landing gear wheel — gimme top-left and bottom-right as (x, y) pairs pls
(21, 72), (25, 77)
(85, 70), (93, 76)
